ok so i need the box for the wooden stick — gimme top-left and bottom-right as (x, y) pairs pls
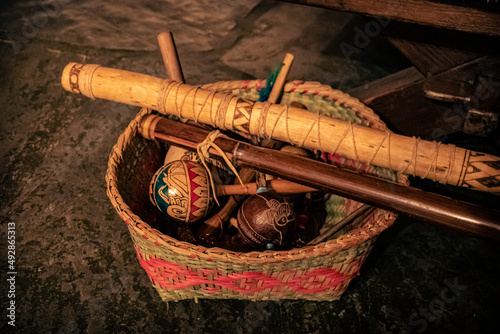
(157, 32), (184, 83)
(138, 114), (500, 241)
(216, 178), (316, 196)
(157, 31), (193, 165)
(267, 53), (294, 104)
(61, 63), (500, 193)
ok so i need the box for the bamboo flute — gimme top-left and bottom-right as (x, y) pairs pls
(61, 62), (500, 193)
(139, 114), (500, 241)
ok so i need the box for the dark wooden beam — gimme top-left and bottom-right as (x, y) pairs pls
(382, 22), (500, 76)
(348, 67), (424, 103)
(282, 0), (500, 37)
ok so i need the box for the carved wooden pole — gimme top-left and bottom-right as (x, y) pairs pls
(61, 63), (500, 193)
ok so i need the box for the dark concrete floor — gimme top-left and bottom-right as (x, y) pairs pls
(1, 1), (499, 333)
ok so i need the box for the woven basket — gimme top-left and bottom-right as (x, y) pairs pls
(106, 80), (407, 301)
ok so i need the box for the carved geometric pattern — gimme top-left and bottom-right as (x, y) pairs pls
(232, 99), (252, 133)
(461, 151), (500, 192)
(483, 161), (500, 170)
(68, 63), (83, 94)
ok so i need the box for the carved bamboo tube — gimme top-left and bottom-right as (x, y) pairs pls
(61, 63), (500, 193)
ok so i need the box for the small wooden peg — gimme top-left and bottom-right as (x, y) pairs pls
(157, 32), (185, 83)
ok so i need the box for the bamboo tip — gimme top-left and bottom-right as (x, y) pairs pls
(61, 62), (100, 99)
(61, 62), (80, 93)
(157, 31), (184, 83)
(157, 31), (173, 40)
(138, 114), (158, 140)
(284, 53), (294, 64)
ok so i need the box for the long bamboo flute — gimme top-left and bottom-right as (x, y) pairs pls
(61, 62), (500, 193)
(139, 114), (500, 241)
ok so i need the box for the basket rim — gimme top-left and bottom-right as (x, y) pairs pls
(106, 80), (406, 264)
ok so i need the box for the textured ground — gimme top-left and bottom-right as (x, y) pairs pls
(1, 0), (499, 333)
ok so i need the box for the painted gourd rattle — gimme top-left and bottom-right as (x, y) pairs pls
(150, 160), (315, 223)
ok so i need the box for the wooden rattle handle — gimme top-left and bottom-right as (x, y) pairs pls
(216, 178), (316, 196)
(61, 63), (500, 193)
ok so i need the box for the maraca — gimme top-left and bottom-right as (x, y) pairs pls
(236, 191), (297, 250)
(150, 160), (317, 223)
(150, 160), (211, 224)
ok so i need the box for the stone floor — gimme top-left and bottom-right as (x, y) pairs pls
(1, 0), (499, 333)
